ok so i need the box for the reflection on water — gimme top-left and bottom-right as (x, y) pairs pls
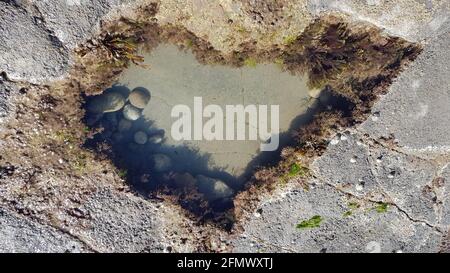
(84, 44), (332, 218)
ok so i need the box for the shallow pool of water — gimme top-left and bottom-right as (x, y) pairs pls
(85, 44), (318, 206)
(122, 45), (312, 180)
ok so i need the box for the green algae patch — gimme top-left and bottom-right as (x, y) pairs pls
(374, 203), (389, 213)
(343, 202), (361, 217)
(288, 163), (308, 178)
(348, 202), (361, 210)
(342, 210), (353, 217)
(283, 34), (298, 45)
(296, 215), (323, 229)
(243, 57), (257, 68)
(118, 169), (128, 179)
(343, 211), (352, 217)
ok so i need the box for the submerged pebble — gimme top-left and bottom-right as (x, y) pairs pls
(140, 174), (151, 184)
(104, 112), (119, 127)
(102, 129), (113, 139)
(134, 131), (148, 145)
(196, 175), (234, 201)
(123, 104), (141, 121)
(148, 135), (164, 144)
(128, 142), (139, 152)
(173, 173), (196, 188)
(129, 87), (151, 109)
(86, 90), (126, 113)
(153, 154), (172, 172)
(118, 118), (132, 132)
(112, 132), (124, 143)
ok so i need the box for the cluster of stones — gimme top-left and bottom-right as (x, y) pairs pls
(86, 87), (233, 201)
(86, 87), (169, 171)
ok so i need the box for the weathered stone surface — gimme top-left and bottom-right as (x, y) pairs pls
(359, 23), (450, 156)
(32, 0), (132, 49)
(312, 132), (441, 225)
(311, 132), (378, 197)
(441, 164), (450, 227)
(66, 189), (169, 253)
(0, 208), (87, 253)
(0, 2), (69, 83)
(368, 146), (440, 225)
(307, 0), (450, 42)
(0, 1), (133, 83)
(0, 183), (199, 253)
(232, 183), (442, 253)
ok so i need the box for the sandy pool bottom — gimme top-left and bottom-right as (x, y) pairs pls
(115, 44), (314, 187)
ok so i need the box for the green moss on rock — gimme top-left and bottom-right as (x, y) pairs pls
(296, 215), (323, 229)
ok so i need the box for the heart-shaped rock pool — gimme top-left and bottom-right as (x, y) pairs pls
(84, 44), (332, 212)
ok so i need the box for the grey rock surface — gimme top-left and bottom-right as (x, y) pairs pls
(32, 0), (132, 49)
(441, 164), (450, 227)
(359, 27), (450, 156)
(0, 1), (68, 83)
(311, 132), (378, 197)
(311, 132), (441, 226)
(0, 208), (87, 253)
(67, 189), (168, 253)
(307, 0), (450, 42)
(0, 0), (131, 83)
(232, 184), (442, 253)
(0, 186), (194, 253)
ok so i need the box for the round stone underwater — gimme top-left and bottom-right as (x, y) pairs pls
(129, 87), (151, 109)
(134, 131), (148, 145)
(123, 104), (142, 121)
(86, 89), (126, 113)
